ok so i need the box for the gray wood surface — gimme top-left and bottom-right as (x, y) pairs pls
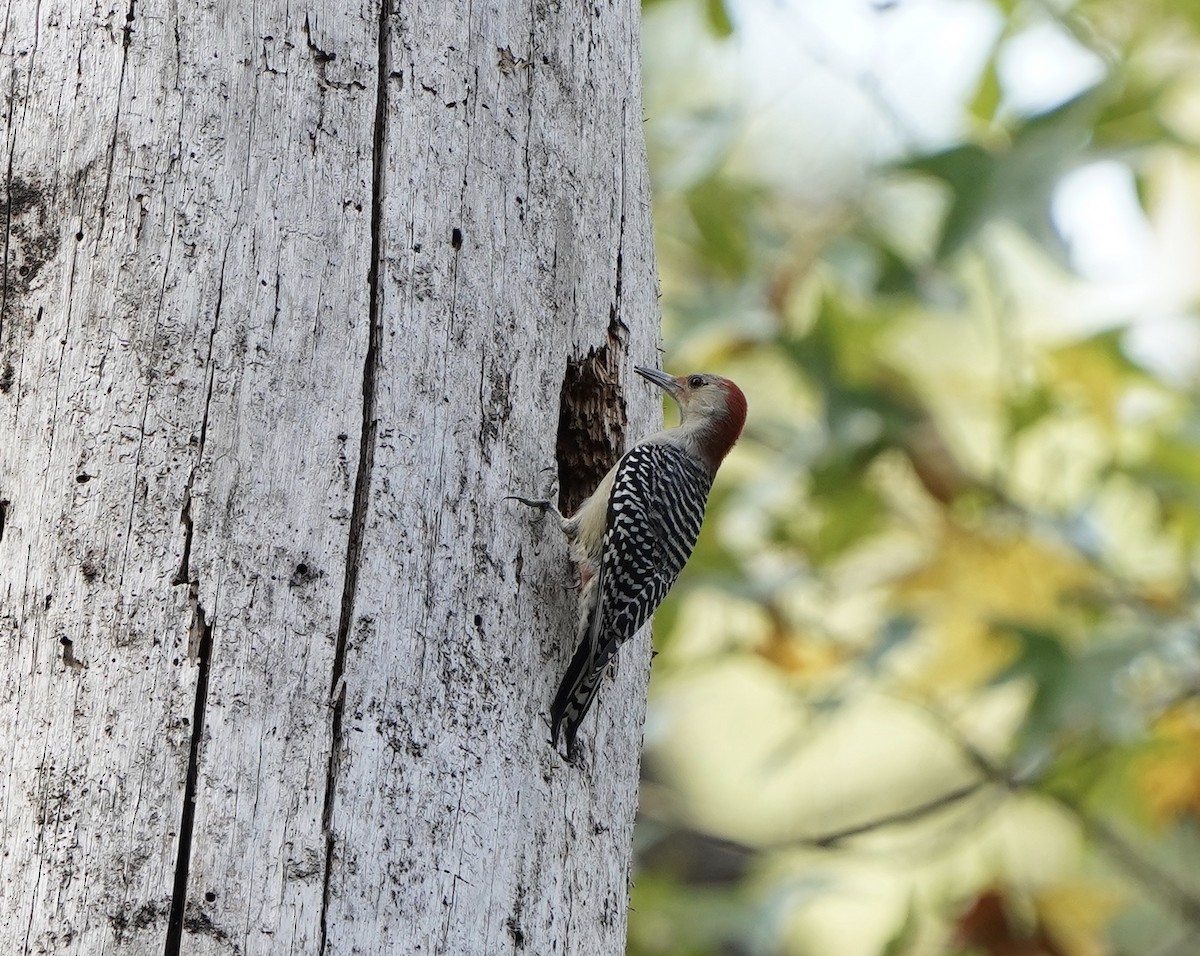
(1, 1), (660, 952)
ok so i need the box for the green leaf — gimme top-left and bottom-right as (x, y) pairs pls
(704, 0), (734, 38)
(969, 57), (1003, 126)
(627, 870), (758, 956)
(804, 448), (888, 563)
(873, 248), (915, 296)
(991, 624), (1071, 746)
(881, 898), (920, 956)
(684, 177), (758, 278)
(904, 86), (1110, 264)
(1093, 67), (1182, 150)
(904, 143), (996, 260)
(1006, 384), (1057, 436)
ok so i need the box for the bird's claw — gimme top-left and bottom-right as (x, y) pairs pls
(505, 472), (560, 516)
(504, 494), (554, 512)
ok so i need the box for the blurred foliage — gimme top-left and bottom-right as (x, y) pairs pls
(630, 1), (1200, 955)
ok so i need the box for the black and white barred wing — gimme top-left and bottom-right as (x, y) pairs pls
(550, 442), (713, 752)
(598, 443), (713, 642)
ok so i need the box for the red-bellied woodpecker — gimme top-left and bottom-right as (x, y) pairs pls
(510, 366), (748, 756)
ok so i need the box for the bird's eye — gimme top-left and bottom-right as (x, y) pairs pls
(688, 375), (705, 389)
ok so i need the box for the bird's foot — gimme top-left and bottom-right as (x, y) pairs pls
(505, 472), (562, 521)
(505, 494), (555, 512)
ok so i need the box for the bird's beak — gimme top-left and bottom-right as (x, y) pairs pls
(635, 366), (681, 398)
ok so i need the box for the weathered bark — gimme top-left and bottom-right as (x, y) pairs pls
(0, 1), (660, 953)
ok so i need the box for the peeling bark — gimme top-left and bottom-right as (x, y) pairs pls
(0, 0), (660, 953)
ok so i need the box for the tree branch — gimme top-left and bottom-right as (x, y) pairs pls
(1054, 798), (1200, 933)
(907, 696), (1200, 935)
(680, 776), (1000, 862)
(798, 778), (994, 848)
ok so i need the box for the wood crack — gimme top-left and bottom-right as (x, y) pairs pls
(317, 0), (390, 949)
(609, 100), (628, 335)
(97, 0), (137, 236)
(1, 149), (16, 343)
(163, 585), (213, 955)
(164, 244), (221, 955)
(172, 319), (216, 588)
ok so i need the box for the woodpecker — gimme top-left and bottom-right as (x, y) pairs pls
(510, 366), (748, 756)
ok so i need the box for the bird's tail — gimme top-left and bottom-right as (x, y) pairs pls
(550, 632), (618, 757)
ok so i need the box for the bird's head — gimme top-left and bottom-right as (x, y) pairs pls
(635, 366), (748, 470)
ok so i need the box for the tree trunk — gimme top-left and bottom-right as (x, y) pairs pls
(0, 1), (659, 953)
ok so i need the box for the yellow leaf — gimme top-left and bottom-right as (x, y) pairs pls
(1139, 701), (1200, 825)
(896, 523), (1093, 688)
(1043, 336), (1138, 436)
(756, 624), (849, 679)
(1035, 880), (1126, 956)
